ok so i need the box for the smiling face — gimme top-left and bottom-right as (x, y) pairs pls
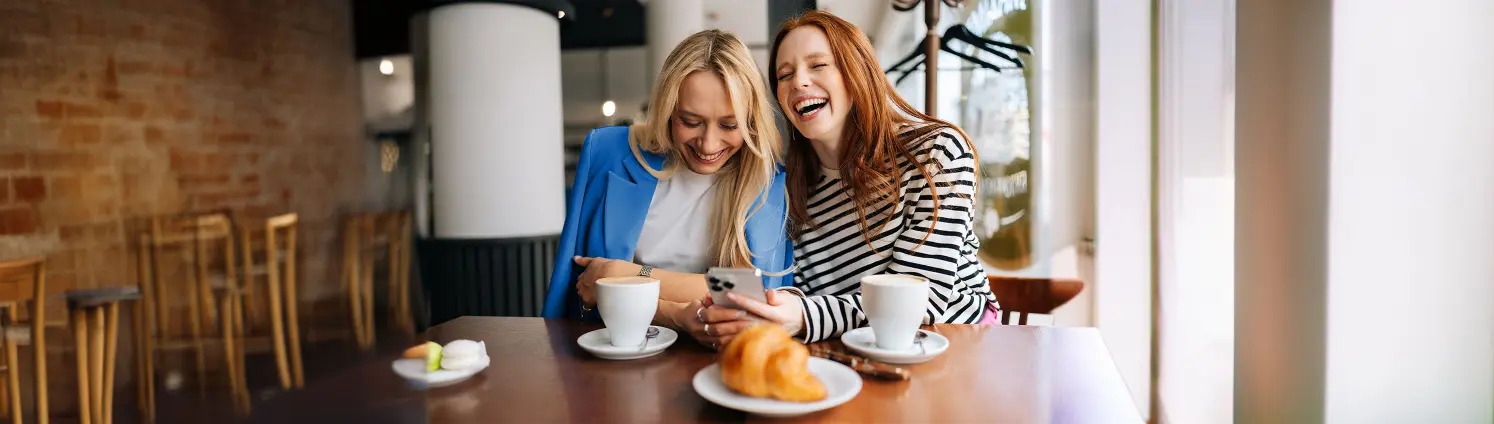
(774, 26), (850, 146)
(670, 70), (743, 175)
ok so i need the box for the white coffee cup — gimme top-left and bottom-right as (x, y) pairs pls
(860, 274), (930, 351)
(595, 276), (660, 347)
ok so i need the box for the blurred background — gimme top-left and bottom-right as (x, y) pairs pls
(1, 0), (1490, 423)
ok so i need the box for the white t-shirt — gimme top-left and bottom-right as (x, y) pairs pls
(633, 168), (721, 273)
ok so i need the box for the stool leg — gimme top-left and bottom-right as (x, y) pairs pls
(186, 248), (207, 397)
(233, 295), (250, 412)
(218, 296), (244, 414)
(284, 234), (304, 388)
(344, 224), (366, 349)
(361, 255), (375, 349)
(8, 325), (25, 424)
(34, 299), (48, 424)
(90, 308), (105, 424)
(73, 309), (91, 424)
(103, 303), (119, 424)
(266, 241), (290, 389)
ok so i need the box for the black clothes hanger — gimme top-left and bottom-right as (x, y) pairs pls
(885, 24), (1029, 85)
(945, 24), (1030, 64)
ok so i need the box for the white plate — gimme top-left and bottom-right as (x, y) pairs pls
(840, 328), (949, 364)
(692, 357), (862, 418)
(578, 326), (678, 360)
(391, 355), (490, 389)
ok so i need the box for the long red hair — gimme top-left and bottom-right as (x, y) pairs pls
(770, 10), (978, 245)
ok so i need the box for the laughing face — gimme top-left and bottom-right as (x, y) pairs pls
(774, 26), (850, 146)
(671, 70), (744, 175)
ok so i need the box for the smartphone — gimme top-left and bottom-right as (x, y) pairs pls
(706, 267), (768, 309)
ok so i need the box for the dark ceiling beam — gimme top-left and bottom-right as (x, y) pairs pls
(354, 0), (646, 59)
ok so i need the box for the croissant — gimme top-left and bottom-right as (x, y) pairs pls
(719, 324), (827, 402)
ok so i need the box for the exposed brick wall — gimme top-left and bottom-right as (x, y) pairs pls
(0, 0), (365, 303)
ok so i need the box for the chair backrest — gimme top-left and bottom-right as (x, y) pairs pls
(0, 257), (44, 305)
(986, 276), (1085, 325)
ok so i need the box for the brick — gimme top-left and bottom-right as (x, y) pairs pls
(35, 100), (63, 118)
(50, 176), (82, 199)
(217, 132), (251, 145)
(121, 102), (147, 119)
(0, 207), (39, 235)
(0, 153), (26, 170)
(58, 225), (88, 244)
(31, 152), (93, 169)
(13, 176), (44, 201)
(0, 177), (8, 203)
(64, 102), (102, 119)
(168, 149), (199, 170)
(58, 123), (101, 144)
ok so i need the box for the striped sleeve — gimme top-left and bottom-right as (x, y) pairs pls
(796, 129), (988, 342)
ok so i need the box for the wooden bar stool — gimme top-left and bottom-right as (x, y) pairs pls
(343, 211), (412, 350)
(137, 213), (250, 417)
(236, 213), (304, 389)
(66, 286), (140, 424)
(0, 258), (48, 424)
(986, 276), (1086, 325)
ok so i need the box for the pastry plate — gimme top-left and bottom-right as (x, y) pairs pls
(392, 355), (490, 389)
(692, 357), (862, 418)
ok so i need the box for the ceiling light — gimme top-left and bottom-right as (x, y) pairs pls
(379, 59), (394, 75)
(558, 11), (565, 19)
(602, 101), (616, 117)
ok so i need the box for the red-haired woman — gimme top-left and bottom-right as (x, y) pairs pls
(723, 10), (1001, 343)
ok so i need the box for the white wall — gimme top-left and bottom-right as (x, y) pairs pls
(1236, 0), (1494, 421)
(1093, 0), (1153, 418)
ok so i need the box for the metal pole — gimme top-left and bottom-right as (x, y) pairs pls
(923, 0), (940, 116)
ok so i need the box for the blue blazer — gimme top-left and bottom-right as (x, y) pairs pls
(541, 126), (794, 319)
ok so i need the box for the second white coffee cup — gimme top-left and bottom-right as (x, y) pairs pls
(861, 274), (930, 351)
(595, 276), (660, 347)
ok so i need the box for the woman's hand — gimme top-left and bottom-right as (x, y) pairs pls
(671, 296), (761, 349)
(573, 256), (643, 307)
(727, 290), (806, 337)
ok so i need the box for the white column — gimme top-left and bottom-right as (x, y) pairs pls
(1237, 0), (1494, 422)
(428, 3), (566, 238)
(645, 0), (704, 88)
(1092, 0), (1153, 419)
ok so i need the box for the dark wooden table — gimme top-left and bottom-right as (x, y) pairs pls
(247, 317), (1142, 423)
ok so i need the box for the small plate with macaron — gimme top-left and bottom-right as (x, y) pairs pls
(392, 339), (491, 388)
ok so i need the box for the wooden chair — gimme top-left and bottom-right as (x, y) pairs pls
(236, 213), (304, 389)
(67, 286), (140, 424)
(136, 213), (250, 417)
(986, 276), (1085, 325)
(343, 211), (412, 350)
(0, 258), (47, 424)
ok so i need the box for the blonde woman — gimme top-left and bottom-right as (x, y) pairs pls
(542, 30), (789, 347)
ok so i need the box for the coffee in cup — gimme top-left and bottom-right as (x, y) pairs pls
(860, 274), (929, 350)
(595, 276), (660, 347)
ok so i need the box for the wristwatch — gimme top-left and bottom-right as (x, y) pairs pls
(638, 265), (654, 278)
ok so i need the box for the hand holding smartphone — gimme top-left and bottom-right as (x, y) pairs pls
(706, 267), (767, 309)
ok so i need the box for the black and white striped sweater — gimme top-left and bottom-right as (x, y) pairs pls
(789, 126), (997, 343)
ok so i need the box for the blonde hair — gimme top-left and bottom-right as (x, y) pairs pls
(629, 29), (784, 268)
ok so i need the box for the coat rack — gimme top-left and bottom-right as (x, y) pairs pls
(891, 0), (965, 116)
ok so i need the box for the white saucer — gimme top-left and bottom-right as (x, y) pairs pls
(391, 355), (490, 389)
(839, 328), (949, 364)
(692, 357), (862, 418)
(578, 326), (678, 360)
